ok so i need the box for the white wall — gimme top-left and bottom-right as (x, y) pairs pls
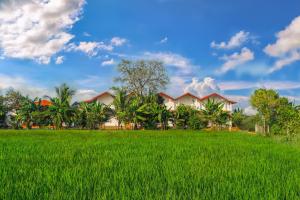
(161, 96), (176, 110)
(96, 94), (114, 108)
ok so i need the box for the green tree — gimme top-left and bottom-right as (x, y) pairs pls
(16, 97), (38, 129)
(174, 104), (192, 129)
(0, 95), (6, 127)
(78, 102), (111, 129)
(250, 89), (279, 136)
(188, 109), (207, 130)
(232, 108), (245, 128)
(4, 89), (25, 112)
(202, 99), (229, 129)
(46, 83), (76, 129)
(115, 60), (169, 96)
(274, 97), (300, 139)
(112, 87), (129, 129)
(126, 96), (147, 130)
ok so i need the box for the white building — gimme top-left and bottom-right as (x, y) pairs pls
(85, 91), (236, 128)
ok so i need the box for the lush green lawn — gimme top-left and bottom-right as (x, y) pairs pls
(0, 130), (299, 199)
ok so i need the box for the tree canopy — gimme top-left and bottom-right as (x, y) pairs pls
(115, 59), (169, 96)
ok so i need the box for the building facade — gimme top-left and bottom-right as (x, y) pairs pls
(85, 91), (236, 128)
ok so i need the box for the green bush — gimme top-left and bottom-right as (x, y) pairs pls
(188, 112), (207, 130)
(240, 115), (256, 131)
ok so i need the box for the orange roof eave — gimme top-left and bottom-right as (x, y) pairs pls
(85, 91), (115, 103)
(199, 93), (237, 104)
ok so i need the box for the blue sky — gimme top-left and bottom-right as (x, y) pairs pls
(0, 0), (300, 111)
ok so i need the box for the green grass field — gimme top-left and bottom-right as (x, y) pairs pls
(0, 130), (299, 199)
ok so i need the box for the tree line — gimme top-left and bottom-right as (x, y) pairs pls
(0, 60), (299, 136)
(0, 60), (233, 130)
(0, 84), (233, 130)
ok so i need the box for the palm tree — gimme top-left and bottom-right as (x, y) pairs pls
(46, 83), (76, 129)
(55, 83), (76, 106)
(154, 104), (171, 130)
(112, 87), (129, 129)
(232, 108), (244, 128)
(47, 97), (67, 129)
(126, 96), (147, 130)
(202, 99), (228, 129)
(76, 101), (111, 129)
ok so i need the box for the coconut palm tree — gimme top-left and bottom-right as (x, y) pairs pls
(112, 87), (129, 129)
(202, 99), (229, 129)
(46, 83), (76, 129)
(76, 101), (111, 129)
(126, 96), (147, 130)
(55, 83), (76, 106)
(154, 104), (171, 130)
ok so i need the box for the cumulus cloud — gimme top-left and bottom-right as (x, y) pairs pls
(166, 76), (187, 96)
(264, 16), (300, 72)
(101, 58), (115, 66)
(55, 56), (64, 64)
(110, 37), (127, 47)
(0, 73), (54, 98)
(144, 52), (195, 74)
(67, 42), (112, 56)
(74, 89), (98, 102)
(218, 47), (254, 73)
(211, 31), (250, 50)
(184, 77), (221, 97)
(0, 0), (86, 64)
(68, 37), (127, 57)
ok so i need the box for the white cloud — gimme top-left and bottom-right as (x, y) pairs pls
(110, 37), (127, 47)
(83, 32), (91, 37)
(218, 47), (254, 73)
(68, 42), (111, 56)
(268, 49), (300, 73)
(144, 52), (195, 74)
(160, 37), (168, 44)
(184, 77), (221, 97)
(101, 58), (115, 66)
(219, 80), (300, 91)
(0, 73), (54, 98)
(55, 56), (64, 64)
(0, 73), (99, 102)
(166, 76), (187, 96)
(74, 89), (98, 102)
(244, 106), (257, 116)
(264, 16), (300, 72)
(264, 16), (300, 57)
(0, 0), (85, 64)
(68, 37), (127, 57)
(76, 75), (114, 89)
(211, 31), (250, 50)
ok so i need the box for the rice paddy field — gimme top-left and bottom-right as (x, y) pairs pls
(0, 130), (299, 199)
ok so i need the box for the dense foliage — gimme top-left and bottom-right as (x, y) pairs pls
(250, 88), (300, 138)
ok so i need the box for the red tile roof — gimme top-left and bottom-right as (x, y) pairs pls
(35, 100), (52, 106)
(199, 93), (237, 104)
(84, 91), (237, 104)
(158, 92), (175, 100)
(175, 92), (201, 101)
(85, 91), (115, 103)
